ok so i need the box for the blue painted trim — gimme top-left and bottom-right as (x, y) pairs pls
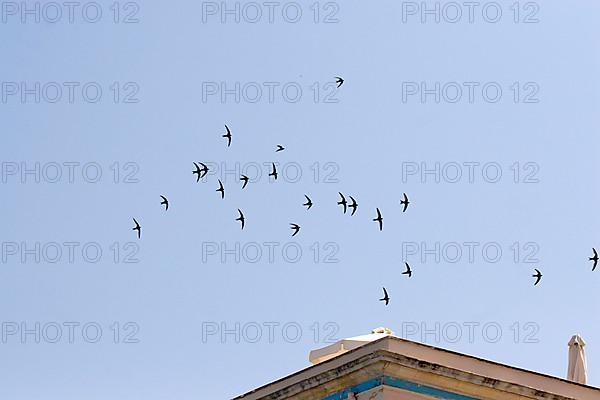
(321, 377), (383, 400)
(383, 376), (480, 400)
(321, 376), (481, 400)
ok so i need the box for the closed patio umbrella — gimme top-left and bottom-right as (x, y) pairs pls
(567, 334), (587, 384)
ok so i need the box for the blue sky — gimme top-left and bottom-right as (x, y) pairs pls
(1, 1), (599, 398)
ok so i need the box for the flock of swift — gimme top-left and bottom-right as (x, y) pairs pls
(129, 77), (599, 307)
(186, 119), (412, 241)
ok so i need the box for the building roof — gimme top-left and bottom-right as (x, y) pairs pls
(235, 335), (600, 400)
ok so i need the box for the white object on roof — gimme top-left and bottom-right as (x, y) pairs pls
(309, 327), (394, 365)
(567, 334), (587, 384)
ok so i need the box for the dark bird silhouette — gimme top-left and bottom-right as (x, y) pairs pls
(160, 195), (169, 211)
(198, 162), (209, 178)
(276, 145), (285, 152)
(348, 196), (358, 216)
(303, 195), (313, 210)
(269, 163), (278, 180)
(590, 248), (598, 271)
(290, 223), (301, 237)
(193, 162), (203, 182)
(402, 262), (412, 277)
(335, 76), (344, 88)
(132, 218), (141, 239)
(373, 208), (383, 231)
(222, 125), (232, 147)
(337, 192), (347, 214)
(400, 193), (410, 213)
(240, 175), (249, 189)
(236, 209), (245, 230)
(216, 179), (225, 199)
(379, 287), (390, 305)
(532, 268), (542, 286)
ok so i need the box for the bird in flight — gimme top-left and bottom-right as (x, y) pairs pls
(379, 287), (390, 305)
(160, 195), (169, 211)
(276, 145), (285, 152)
(192, 162), (204, 182)
(348, 196), (358, 216)
(240, 175), (249, 189)
(335, 76), (344, 88)
(402, 262), (412, 277)
(132, 218), (141, 239)
(236, 209), (245, 230)
(222, 125), (232, 147)
(337, 192), (347, 214)
(400, 193), (410, 212)
(532, 268), (542, 286)
(303, 195), (313, 210)
(290, 223), (301, 237)
(373, 208), (383, 231)
(590, 248), (598, 271)
(216, 179), (225, 199)
(269, 163), (278, 181)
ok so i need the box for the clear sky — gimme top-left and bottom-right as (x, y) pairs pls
(1, 1), (599, 399)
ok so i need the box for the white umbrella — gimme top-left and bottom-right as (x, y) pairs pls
(309, 327), (394, 365)
(567, 334), (587, 384)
